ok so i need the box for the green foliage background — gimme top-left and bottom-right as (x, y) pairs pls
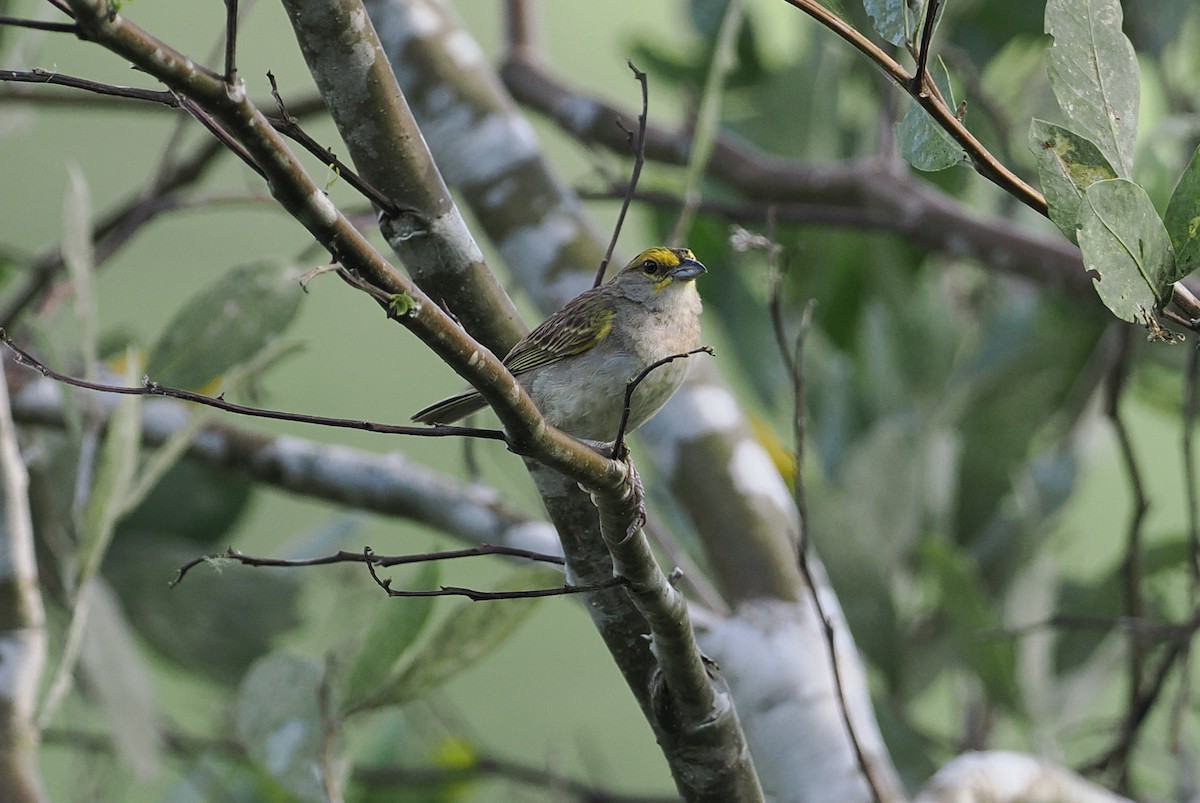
(3, 0), (1200, 800)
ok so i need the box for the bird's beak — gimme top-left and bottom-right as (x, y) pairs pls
(670, 257), (707, 280)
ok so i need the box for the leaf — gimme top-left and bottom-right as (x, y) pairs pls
(343, 561), (439, 709)
(77, 349), (142, 585)
(62, 165), (99, 379)
(382, 567), (558, 706)
(1045, 0), (1139, 177)
(104, 532), (302, 684)
(146, 261), (304, 391)
(894, 57), (966, 172)
(79, 579), (163, 780)
(918, 538), (1021, 712)
(236, 651), (333, 803)
(1077, 178), (1176, 322)
(118, 459), (253, 545)
(864, 0), (923, 47)
(388, 291), (415, 318)
(1028, 119), (1118, 244)
(1164, 142), (1200, 280)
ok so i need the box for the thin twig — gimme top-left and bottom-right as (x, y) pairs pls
(592, 61), (648, 289)
(1171, 340), (1200, 753)
(611, 346), (714, 459)
(1185, 343), (1200, 583)
(1, 140), (224, 326)
(44, 0), (75, 17)
(223, 0), (238, 83)
(172, 543), (566, 587)
(910, 0), (943, 94)
(779, 0), (1046, 215)
(177, 95), (266, 179)
(762, 232), (881, 800)
(0, 332), (508, 443)
(0, 15), (76, 32)
(503, 0), (539, 62)
(365, 547), (627, 601)
(0, 68), (179, 105)
(1080, 605), (1200, 781)
(1170, 341), (1200, 753)
(267, 72), (405, 217)
(1100, 326), (1150, 791)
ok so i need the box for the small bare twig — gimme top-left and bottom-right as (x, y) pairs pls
(266, 72), (406, 218)
(365, 547), (628, 602)
(1170, 341), (1200, 752)
(1184, 343), (1200, 583)
(779, 0), (1046, 215)
(0, 15), (76, 33)
(758, 228), (881, 801)
(503, 0), (539, 62)
(1094, 327), (1152, 791)
(910, 0), (943, 94)
(0, 332), (508, 443)
(611, 346), (714, 459)
(45, 0), (75, 17)
(177, 95), (266, 179)
(0, 68), (179, 105)
(1080, 604), (1200, 783)
(592, 61), (648, 289)
(767, 250), (816, 555)
(171, 543), (568, 588)
(1104, 329), (1149, 709)
(223, 0), (238, 83)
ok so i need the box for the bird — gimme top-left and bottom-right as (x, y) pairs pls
(411, 246), (706, 442)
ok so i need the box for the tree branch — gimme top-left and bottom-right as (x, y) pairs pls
(777, 0), (1045, 214)
(500, 56), (1095, 304)
(0, 340), (47, 802)
(1, 334), (507, 442)
(10, 376), (562, 557)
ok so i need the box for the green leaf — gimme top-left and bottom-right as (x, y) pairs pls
(62, 165), (99, 379)
(918, 538), (1021, 712)
(118, 459), (253, 545)
(147, 261), (304, 391)
(343, 561), (439, 710)
(77, 350), (142, 585)
(382, 567), (557, 706)
(1045, 0), (1139, 177)
(388, 290), (416, 318)
(79, 579), (163, 780)
(236, 651), (333, 803)
(104, 532), (302, 684)
(1077, 178), (1176, 322)
(864, 0), (923, 47)
(1028, 119), (1118, 244)
(894, 57), (965, 172)
(1164, 142), (1200, 280)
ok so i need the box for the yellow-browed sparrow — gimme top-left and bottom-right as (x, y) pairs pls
(412, 247), (705, 442)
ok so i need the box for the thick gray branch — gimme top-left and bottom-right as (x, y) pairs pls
(0, 366), (47, 802)
(10, 377), (560, 557)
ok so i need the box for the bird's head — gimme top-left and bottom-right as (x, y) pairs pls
(615, 247), (707, 298)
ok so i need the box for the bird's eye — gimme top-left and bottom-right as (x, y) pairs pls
(642, 260), (660, 274)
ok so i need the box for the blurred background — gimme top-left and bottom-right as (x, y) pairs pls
(2, 0), (1199, 800)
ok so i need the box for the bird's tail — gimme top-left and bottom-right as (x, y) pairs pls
(410, 390), (488, 425)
